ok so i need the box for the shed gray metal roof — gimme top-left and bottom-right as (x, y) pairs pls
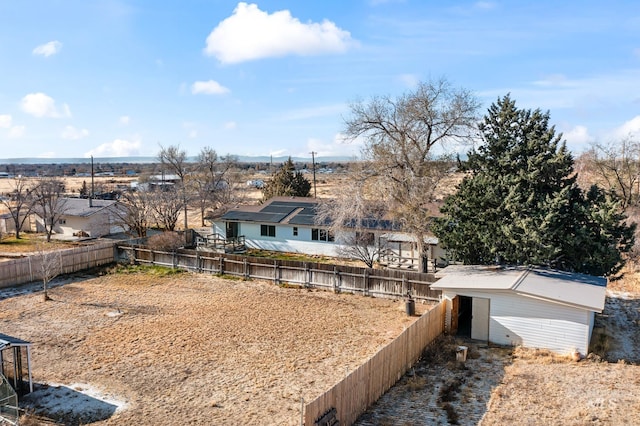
(59, 198), (119, 217)
(432, 265), (607, 312)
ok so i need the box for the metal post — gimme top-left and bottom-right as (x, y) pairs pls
(310, 151), (317, 198)
(26, 346), (33, 393)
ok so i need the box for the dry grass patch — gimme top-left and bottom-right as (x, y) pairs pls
(1, 270), (425, 425)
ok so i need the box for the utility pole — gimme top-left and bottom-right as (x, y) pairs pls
(90, 155), (94, 208)
(310, 151), (317, 198)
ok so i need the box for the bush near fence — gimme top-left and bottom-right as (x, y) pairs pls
(0, 242), (116, 288)
(304, 300), (446, 426)
(117, 244), (441, 301)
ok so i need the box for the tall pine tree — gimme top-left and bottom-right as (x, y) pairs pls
(434, 95), (635, 276)
(262, 157), (311, 200)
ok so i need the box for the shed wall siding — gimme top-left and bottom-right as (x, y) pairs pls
(490, 292), (590, 355)
(445, 290), (591, 355)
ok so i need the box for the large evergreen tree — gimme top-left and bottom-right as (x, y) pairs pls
(262, 157), (311, 200)
(434, 95), (635, 276)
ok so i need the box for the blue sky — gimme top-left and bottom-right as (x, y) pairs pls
(0, 0), (639, 159)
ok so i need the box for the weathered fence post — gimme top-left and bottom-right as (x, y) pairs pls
(333, 267), (340, 293)
(274, 261), (280, 285)
(402, 274), (407, 296)
(196, 251), (201, 273)
(364, 268), (370, 296)
(218, 256), (224, 276)
(304, 263), (310, 288)
(243, 257), (249, 280)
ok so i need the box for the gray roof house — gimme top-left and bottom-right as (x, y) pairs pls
(34, 197), (127, 239)
(431, 265), (607, 356)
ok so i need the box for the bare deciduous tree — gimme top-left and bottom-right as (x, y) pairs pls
(316, 175), (389, 268)
(586, 137), (640, 211)
(151, 187), (183, 231)
(342, 77), (480, 271)
(193, 148), (240, 226)
(32, 178), (67, 242)
(37, 243), (60, 301)
(158, 144), (190, 235)
(115, 188), (153, 237)
(0, 175), (35, 239)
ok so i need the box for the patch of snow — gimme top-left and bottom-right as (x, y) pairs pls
(21, 382), (128, 423)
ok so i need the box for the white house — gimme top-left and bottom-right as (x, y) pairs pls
(213, 197), (341, 256)
(431, 265), (607, 356)
(212, 197), (443, 270)
(35, 198), (127, 239)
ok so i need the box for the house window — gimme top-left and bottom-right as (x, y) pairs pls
(312, 228), (334, 242)
(58, 219), (66, 225)
(293, 227), (298, 236)
(260, 224), (276, 237)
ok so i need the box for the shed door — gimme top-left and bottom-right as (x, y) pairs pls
(471, 297), (490, 341)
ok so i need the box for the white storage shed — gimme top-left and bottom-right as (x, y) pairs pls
(432, 265), (607, 356)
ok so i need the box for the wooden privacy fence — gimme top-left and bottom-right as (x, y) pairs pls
(0, 242), (116, 288)
(117, 245), (441, 301)
(304, 301), (446, 426)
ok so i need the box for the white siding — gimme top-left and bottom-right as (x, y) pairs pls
(444, 290), (592, 355)
(223, 222), (342, 257)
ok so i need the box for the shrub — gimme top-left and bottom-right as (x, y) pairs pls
(147, 232), (184, 252)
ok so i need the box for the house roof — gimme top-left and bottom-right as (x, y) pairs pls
(59, 198), (119, 217)
(220, 197), (406, 231)
(221, 197), (318, 225)
(432, 265), (607, 312)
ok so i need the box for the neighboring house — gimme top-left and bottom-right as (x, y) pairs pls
(0, 212), (31, 235)
(34, 198), (127, 239)
(212, 197), (442, 268)
(431, 265), (607, 356)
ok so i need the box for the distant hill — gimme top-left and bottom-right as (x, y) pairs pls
(0, 155), (358, 165)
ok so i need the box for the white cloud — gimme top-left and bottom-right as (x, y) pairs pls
(204, 2), (355, 64)
(188, 130), (198, 138)
(191, 80), (230, 95)
(224, 121), (237, 130)
(0, 114), (11, 128)
(20, 93), (71, 118)
(296, 133), (364, 158)
(8, 126), (26, 139)
(561, 125), (593, 150)
(85, 139), (141, 157)
(613, 115), (640, 139)
(397, 73), (420, 88)
(61, 125), (89, 140)
(119, 115), (131, 125)
(269, 149), (289, 157)
(32, 40), (63, 57)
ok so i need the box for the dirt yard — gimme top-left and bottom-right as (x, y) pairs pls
(0, 270), (428, 425)
(356, 274), (640, 425)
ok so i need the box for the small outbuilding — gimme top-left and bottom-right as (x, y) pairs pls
(432, 265), (607, 356)
(0, 333), (33, 396)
